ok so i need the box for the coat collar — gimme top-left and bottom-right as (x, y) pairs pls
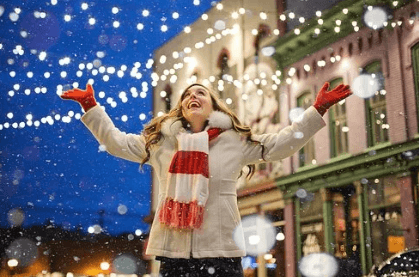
(161, 111), (233, 137)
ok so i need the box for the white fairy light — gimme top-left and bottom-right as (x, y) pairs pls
(88, 18), (96, 25)
(161, 25), (168, 32)
(201, 14), (208, 20)
(216, 3), (223, 10)
(9, 12), (19, 22)
(184, 26), (191, 33)
(112, 7), (119, 14)
(137, 23), (144, 30)
(260, 12), (267, 20)
(172, 12), (179, 19)
(231, 12), (239, 19)
(318, 19), (323, 25)
(299, 17), (305, 23)
(81, 3), (88, 10)
(113, 21), (120, 28)
(64, 14), (71, 22)
(142, 9), (149, 17)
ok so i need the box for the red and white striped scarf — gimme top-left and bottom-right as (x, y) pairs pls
(159, 127), (222, 229)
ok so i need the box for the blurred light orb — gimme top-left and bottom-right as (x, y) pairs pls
(100, 262), (110, 270)
(294, 131), (304, 139)
(6, 238), (38, 267)
(137, 23), (144, 30)
(261, 46), (275, 57)
(135, 229), (142, 236)
(142, 9), (149, 17)
(88, 18), (96, 25)
(296, 188), (308, 199)
(298, 253), (339, 277)
(0, 6), (4, 17)
(364, 6), (388, 29)
(8, 259), (18, 267)
(118, 204), (128, 214)
(352, 74), (379, 99)
(81, 3), (88, 10)
(8, 208), (25, 226)
(9, 12), (19, 22)
(112, 7), (119, 14)
(113, 254), (138, 274)
(233, 215), (276, 256)
(172, 12), (179, 19)
(289, 107), (305, 123)
(214, 20), (226, 30)
(276, 232), (285, 241)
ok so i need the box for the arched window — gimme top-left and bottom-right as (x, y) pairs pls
(162, 84), (172, 112)
(217, 47), (230, 79)
(253, 23), (272, 54)
(412, 42), (419, 130)
(328, 78), (349, 157)
(363, 61), (388, 146)
(297, 91), (315, 167)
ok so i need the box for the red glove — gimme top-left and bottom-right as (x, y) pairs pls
(313, 82), (352, 116)
(60, 84), (97, 112)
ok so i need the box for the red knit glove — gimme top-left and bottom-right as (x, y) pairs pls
(313, 82), (352, 116)
(60, 84), (97, 112)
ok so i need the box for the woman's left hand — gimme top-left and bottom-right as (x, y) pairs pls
(313, 82), (352, 116)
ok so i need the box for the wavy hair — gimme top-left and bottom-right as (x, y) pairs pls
(141, 83), (265, 179)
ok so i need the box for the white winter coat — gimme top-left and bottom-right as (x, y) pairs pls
(81, 105), (326, 259)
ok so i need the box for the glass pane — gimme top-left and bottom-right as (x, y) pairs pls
(370, 207), (403, 265)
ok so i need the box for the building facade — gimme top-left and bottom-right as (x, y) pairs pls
(151, 0), (419, 276)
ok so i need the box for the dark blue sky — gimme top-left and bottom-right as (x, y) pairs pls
(0, 0), (218, 235)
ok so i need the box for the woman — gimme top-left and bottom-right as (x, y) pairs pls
(61, 82), (351, 276)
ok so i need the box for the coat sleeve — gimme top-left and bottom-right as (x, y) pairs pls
(81, 105), (148, 164)
(241, 106), (326, 165)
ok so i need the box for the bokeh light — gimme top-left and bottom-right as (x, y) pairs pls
(6, 238), (38, 267)
(363, 6), (388, 30)
(298, 253), (339, 277)
(352, 74), (380, 99)
(233, 215), (277, 256)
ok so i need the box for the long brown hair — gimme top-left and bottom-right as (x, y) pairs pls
(141, 83), (265, 179)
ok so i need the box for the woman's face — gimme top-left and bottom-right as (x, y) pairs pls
(181, 85), (214, 125)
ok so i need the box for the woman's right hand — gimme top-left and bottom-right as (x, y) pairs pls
(60, 84), (97, 112)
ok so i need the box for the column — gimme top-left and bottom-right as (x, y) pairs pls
(397, 173), (419, 248)
(284, 199), (296, 277)
(321, 188), (334, 254)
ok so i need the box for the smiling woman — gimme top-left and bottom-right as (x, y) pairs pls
(60, 81), (351, 276)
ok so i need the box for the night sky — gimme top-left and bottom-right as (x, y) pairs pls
(0, 0), (219, 235)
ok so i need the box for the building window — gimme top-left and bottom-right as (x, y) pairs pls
(299, 191), (325, 256)
(297, 91), (315, 167)
(411, 42), (419, 130)
(363, 61), (388, 147)
(367, 176), (402, 265)
(329, 78), (349, 157)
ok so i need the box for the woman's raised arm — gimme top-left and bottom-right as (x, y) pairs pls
(60, 84), (148, 164)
